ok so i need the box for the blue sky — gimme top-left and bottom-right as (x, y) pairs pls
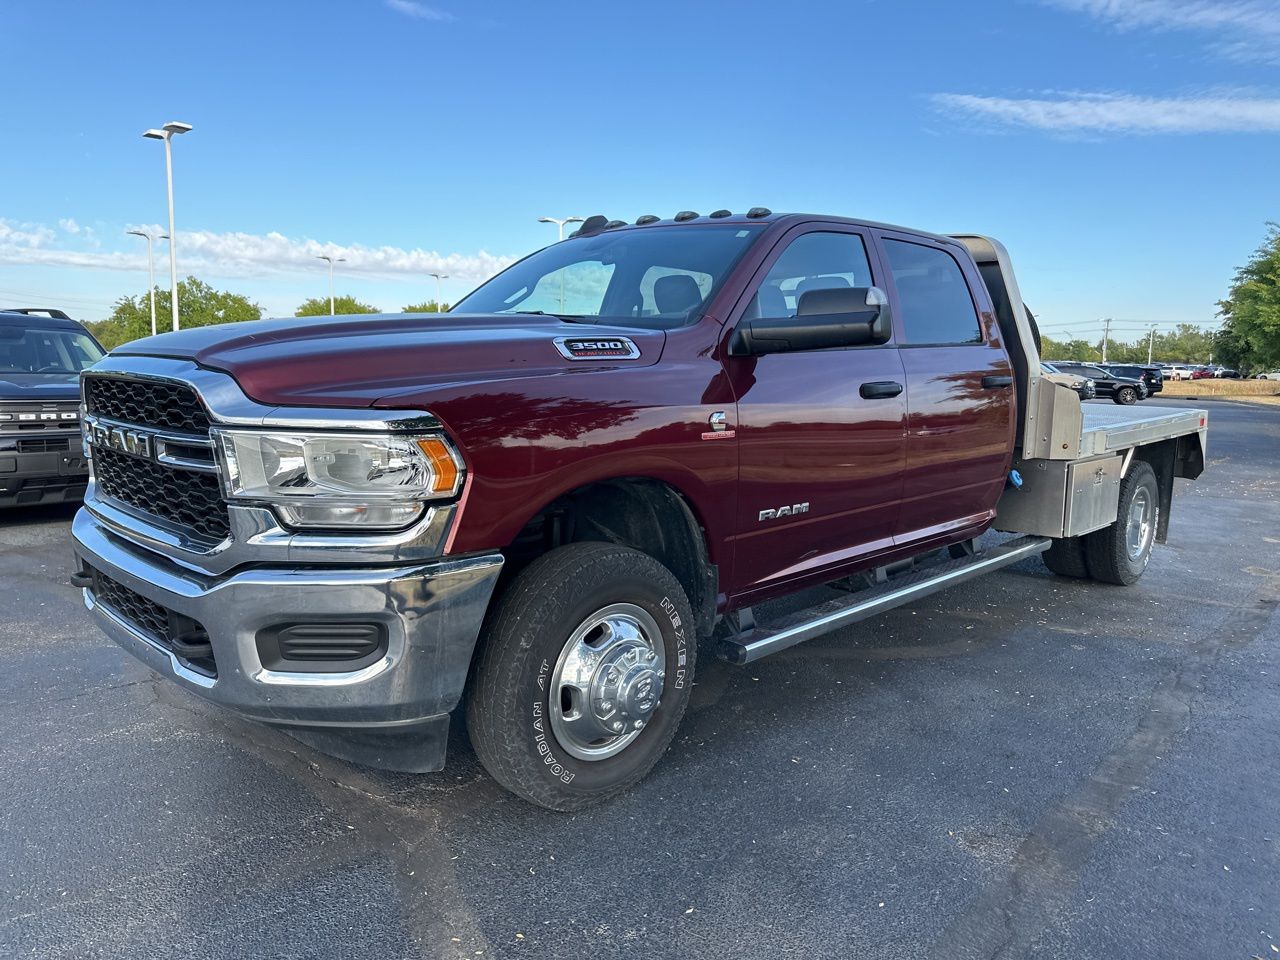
(3, 0), (1279, 345)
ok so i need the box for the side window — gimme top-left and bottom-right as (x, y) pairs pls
(749, 232), (874, 319)
(883, 239), (982, 345)
(502, 260), (615, 315)
(639, 266), (713, 318)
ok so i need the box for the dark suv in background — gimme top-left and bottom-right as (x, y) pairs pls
(1101, 363), (1163, 395)
(1049, 361), (1147, 404)
(0, 309), (104, 508)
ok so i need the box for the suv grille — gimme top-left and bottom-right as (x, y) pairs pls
(89, 565), (216, 677)
(84, 376), (210, 433)
(92, 447), (230, 542)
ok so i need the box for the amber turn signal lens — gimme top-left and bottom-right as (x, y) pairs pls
(416, 438), (461, 495)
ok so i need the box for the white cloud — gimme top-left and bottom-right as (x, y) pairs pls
(932, 91), (1280, 133)
(384, 0), (455, 22)
(1043, 0), (1280, 63)
(0, 219), (56, 248)
(0, 218), (513, 283)
(58, 218), (82, 235)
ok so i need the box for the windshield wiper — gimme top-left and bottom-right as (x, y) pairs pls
(511, 310), (596, 324)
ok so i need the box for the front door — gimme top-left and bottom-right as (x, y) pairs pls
(725, 227), (908, 601)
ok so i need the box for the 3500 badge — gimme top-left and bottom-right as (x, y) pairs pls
(553, 337), (641, 361)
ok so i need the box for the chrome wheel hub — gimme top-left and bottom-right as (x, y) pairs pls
(549, 603), (666, 762)
(1126, 487), (1153, 561)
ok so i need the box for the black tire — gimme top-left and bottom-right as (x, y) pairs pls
(1114, 386), (1139, 405)
(466, 542), (696, 811)
(1043, 536), (1089, 578)
(1085, 461), (1159, 585)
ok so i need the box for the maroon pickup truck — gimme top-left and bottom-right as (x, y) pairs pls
(71, 210), (1208, 809)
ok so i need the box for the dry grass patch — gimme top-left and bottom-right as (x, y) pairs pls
(1160, 379), (1280, 399)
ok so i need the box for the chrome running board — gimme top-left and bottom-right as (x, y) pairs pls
(719, 535), (1051, 665)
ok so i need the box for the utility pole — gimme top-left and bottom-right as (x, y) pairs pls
(1147, 325), (1156, 365)
(1101, 317), (1112, 363)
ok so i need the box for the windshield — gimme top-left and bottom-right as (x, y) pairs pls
(454, 224), (762, 330)
(0, 325), (105, 375)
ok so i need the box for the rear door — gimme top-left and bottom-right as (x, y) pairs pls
(726, 226), (907, 600)
(876, 232), (1015, 544)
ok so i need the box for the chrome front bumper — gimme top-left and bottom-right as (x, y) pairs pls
(72, 507), (503, 765)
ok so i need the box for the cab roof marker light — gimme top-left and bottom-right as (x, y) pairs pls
(569, 215), (610, 238)
(746, 206), (773, 218)
(635, 214), (660, 225)
(673, 210), (699, 222)
(709, 209), (732, 218)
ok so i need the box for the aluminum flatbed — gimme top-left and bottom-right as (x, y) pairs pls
(1079, 402), (1208, 458)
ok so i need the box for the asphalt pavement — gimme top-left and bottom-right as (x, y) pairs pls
(1, 398), (1276, 960)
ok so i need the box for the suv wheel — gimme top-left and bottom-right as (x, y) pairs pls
(1085, 461), (1159, 585)
(1114, 386), (1139, 405)
(466, 542), (695, 811)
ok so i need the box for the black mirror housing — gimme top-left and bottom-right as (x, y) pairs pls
(732, 286), (891, 356)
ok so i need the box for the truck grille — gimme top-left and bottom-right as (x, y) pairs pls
(84, 376), (211, 433)
(88, 565), (216, 677)
(92, 447), (231, 542)
(83, 374), (230, 545)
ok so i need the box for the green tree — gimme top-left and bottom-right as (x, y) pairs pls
(295, 295), (380, 317)
(1041, 335), (1100, 362)
(402, 300), (449, 313)
(1218, 223), (1280, 372)
(87, 277), (262, 350)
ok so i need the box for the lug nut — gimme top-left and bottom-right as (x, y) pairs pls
(646, 651), (657, 662)
(601, 700), (612, 711)
(611, 721), (623, 732)
(634, 719), (645, 730)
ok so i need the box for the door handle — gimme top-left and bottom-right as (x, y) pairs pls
(981, 375), (1014, 389)
(859, 380), (904, 399)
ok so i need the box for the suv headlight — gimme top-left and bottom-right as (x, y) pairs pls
(214, 430), (462, 530)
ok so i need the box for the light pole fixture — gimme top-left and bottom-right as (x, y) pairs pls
(538, 215), (584, 242)
(428, 272), (448, 312)
(538, 216), (583, 310)
(315, 255), (346, 315)
(126, 229), (170, 337)
(142, 120), (193, 331)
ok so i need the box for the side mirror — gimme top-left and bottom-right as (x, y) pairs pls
(732, 286), (891, 356)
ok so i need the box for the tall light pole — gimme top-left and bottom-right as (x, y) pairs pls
(538, 216), (583, 310)
(142, 121), (192, 331)
(1147, 325), (1157, 365)
(537, 215), (584, 242)
(126, 229), (169, 338)
(428, 272), (448, 313)
(1101, 317), (1113, 363)
(315, 255), (346, 315)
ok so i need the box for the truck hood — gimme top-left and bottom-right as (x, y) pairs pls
(112, 313), (665, 408)
(0, 372), (83, 402)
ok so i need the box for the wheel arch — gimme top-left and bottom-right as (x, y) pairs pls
(497, 476), (720, 640)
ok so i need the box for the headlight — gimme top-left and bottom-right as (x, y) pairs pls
(214, 430), (462, 530)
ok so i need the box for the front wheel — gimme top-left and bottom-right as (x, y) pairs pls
(1114, 386), (1139, 405)
(466, 542), (696, 811)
